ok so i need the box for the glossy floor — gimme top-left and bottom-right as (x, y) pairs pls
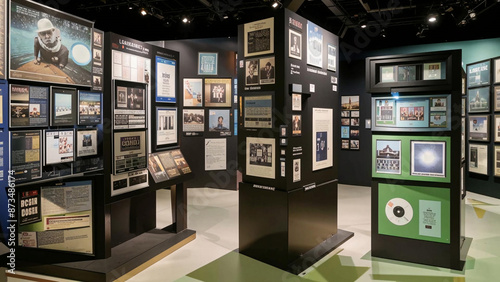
(125, 185), (500, 282)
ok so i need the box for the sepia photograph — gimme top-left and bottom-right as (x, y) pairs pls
(341, 96), (359, 110)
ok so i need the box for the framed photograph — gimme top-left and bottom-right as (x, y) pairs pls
(246, 137), (275, 179)
(341, 96), (359, 110)
(10, 130), (42, 182)
(411, 140), (446, 178)
(380, 66), (396, 82)
(430, 97), (447, 111)
(429, 112), (447, 128)
(461, 118), (466, 160)
(307, 21), (323, 68)
(50, 86), (76, 126)
(244, 17), (274, 57)
(495, 115), (500, 143)
(111, 49), (151, 84)
(423, 62), (442, 80)
(462, 97), (466, 116)
(183, 109), (204, 132)
(44, 129), (74, 165)
(469, 115), (490, 141)
(78, 90), (102, 125)
(198, 52), (218, 75)
(327, 44), (336, 72)
(375, 139), (401, 175)
(9, 0), (93, 86)
(76, 128), (98, 157)
(350, 140), (360, 150)
(341, 140), (349, 150)
(292, 93), (302, 111)
(495, 58), (500, 84)
(156, 107), (177, 146)
(494, 85), (500, 111)
(494, 146), (500, 177)
(113, 130), (147, 175)
(341, 126), (349, 139)
(467, 60), (491, 88)
(469, 143), (488, 175)
(341, 118), (350, 126)
(341, 111), (350, 118)
(351, 111), (360, 118)
(93, 49), (101, 64)
(350, 118), (360, 127)
(113, 80), (147, 129)
(462, 77), (466, 95)
(292, 115), (301, 136)
(259, 57), (275, 85)
(396, 98), (428, 127)
(350, 129), (360, 138)
(397, 65), (417, 81)
(244, 95), (272, 128)
(245, 60), (259, 86)
(10, 84), (49, 128)
(293, 159), (301, 182)
(155, 56), (176, 103)
(468, 87), (490, 113)
(312, 108), (333, 171)
(208, 109), (231, 136)
(374, 98), (396, 126)
(148, 153), (169, 183)
(183, 78), (203, 107)
(204, 78), (232, 107)
(289, 29), (301, 60)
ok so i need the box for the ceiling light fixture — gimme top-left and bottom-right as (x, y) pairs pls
(427, 12), (438, 23)
(271, 1), (282, 9)
(140, 7), (147, 16)
(359, 19), (367, 29)
(468, 10), (477, 20)
(182, 16), (190, 23)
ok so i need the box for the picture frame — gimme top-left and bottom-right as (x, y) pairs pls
(50, 86), (77, 126)
(494, 146), (500, 177)
(204, 78), (232, 107)
(469, 143), (488, 175)
(467, 60), (491, 88)
(208, 109), (231, 136)
(111, 49), (151, 84)
(246, 137), (275, 179)
(113, 130), (147, 175)
(10, 130), (42, 182)
(244, 95), (272, 128)
(350, 129), (360, 138)
(468, 115), (490, 142)
(312, 108), (333, 171)
(244, 17), (274, 57)
(327, 44), (336, 72)
(198, 52), (218, 75)
(156, 107), (177, 146)
(494, 58), (500, 84)
(423, 62), (442, 80)
(76, 128), (98, 157)
(380, 66), (396, 82)
(468, 86), (490, 113)
(288, 29), (302, 60)
(341, 96), (359, 110)
(292, 114), (301, 136)
(351, 111), (360, 118)
(259, 57), (275, 85)
(9, 0), (93, 86)
(411, 140), (446, 178)
(183, 109), (204, 132)
(350, 118), (360, 127)
(306, 21), (323, 68)
(494, 115), (500, 143)
(245, 60), (259, 86)
(494, 85), (500, 112)
(350, 140), (360, 150)
(113, 80), (147, 129)
(78, 90), (102, 125)
(375, 139), (401, 175)
(9, 84), (49, 128)
(44, 129), (75, 165)
(155, 56), (176, 103)
(183, 78), (203, 107)
(341, 126), (349, 139)
(292, 93), (302, 111)
(341, 111), (350, 118)
(397, 65), (417, 82)
(462, 97), (466, 116)
(341, 140), (349, 150)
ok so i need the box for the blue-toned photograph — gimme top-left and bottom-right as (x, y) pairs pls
(411, 141), (446, 177)
(468, 86), (490, 113)
(316, 132), (328, 161)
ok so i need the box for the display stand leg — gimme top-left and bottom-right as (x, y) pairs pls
(171, 183), (187, 232)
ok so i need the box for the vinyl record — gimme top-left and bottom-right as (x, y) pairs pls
(385, 197), (413, 226)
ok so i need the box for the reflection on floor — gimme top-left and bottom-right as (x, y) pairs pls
(122, 185), (500, 282)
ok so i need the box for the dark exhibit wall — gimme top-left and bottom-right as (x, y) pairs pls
(151, 38), (239, 190)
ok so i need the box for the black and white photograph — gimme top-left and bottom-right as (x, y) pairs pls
(156, 107), (177, 146)
(469, 143), (488, 175)
(289, 29), (302, 60)
(381, 66), (396, 82)
(9, 0), (93, 86)
(259, 57), (275, 85)
(351, 118), (360, 127)
(205, 78), (232, 107)
(76, 128), (98, 157)
(495, 115), (500, 143)
(351, 111), (360, 118)
(350, 139), (360, 150)
(397, 65), (416, 81)
(411, 141), (446, 178)
(183, 109), (205, 132)
(10, 130), (42, 182)
(341, 111), (350, 117)
(245, 60), (259, 86)
(469, 115), (490, 141)
(376, 140), (401, 175)
(246, 137), (275, 179)
(327, 44), (336, 72)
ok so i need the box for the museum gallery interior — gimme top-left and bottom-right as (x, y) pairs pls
(1, 0), (500, 281)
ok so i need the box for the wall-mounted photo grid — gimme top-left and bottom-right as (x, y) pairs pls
(340, 95), (360, 150)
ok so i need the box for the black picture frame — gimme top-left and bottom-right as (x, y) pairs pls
(50, 86), (77, 126)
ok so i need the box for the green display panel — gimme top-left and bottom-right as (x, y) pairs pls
(372, 135), (451, 183)
(378, 183), (450, 244)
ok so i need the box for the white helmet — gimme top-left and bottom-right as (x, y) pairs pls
(37, 18), (54, 33)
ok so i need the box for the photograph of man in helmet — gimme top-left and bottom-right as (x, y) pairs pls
(33, 18), (69, 69)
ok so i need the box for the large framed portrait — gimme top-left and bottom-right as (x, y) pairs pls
(113, 80), (147, 129)
(156, 107), (177, 146)
(244, 17), (274, 57)
(113, 130), (147, 175)
(10, 84), (49, 128)
(78, 90), (102, 125)
(198, 52), (218, 75)
(375, 139), (401, 175)
(467, 60), (491, 88)
(246, 137), (275, 179)
(50, 86), (76, 126)
(9, 0), (93, 86)
(469, 143), (488, 175)
(468, 86), (490, 113)
(44, 129), (74, 165)
(411, 140), (446, 178)
(468, 115), (490, 142)
(288, 29), (301, 60)
(155, 56), (176, 103)
(76, 128), (98, 157)
(204, 78), (231, 107)
(183, 78), (203, 107)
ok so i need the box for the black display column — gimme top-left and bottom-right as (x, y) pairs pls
(237, 9), (352, 274)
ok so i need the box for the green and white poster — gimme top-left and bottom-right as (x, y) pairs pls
(378, 183), (450, 244)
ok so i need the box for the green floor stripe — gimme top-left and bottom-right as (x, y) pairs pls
(302, 255), (370, 282)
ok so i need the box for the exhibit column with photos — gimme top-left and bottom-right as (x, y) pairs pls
(366, 50), (471, 270)
(237, 9), (352, 274)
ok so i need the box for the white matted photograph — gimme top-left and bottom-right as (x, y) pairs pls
(469, 143), (488, 175)
(246, 137), (275, 179)
(411, 141), (446, 178)
(312, 108), (333, 171)
(76, 128), (98, 157)
(289, 29), (302, 60)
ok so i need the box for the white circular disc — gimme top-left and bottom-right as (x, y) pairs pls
(385, 197), (413, 226)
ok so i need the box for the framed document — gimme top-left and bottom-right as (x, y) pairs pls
(380, 66), (396, 82)
(246, 137), (275, 179)
(494, 115), (500, 143)
(467, 60), (490, 88)
(111, 49), (151, 84)
(10, 84), (49, 128)
(495, 85), (500, 112)
(289, 29), (301, 60)
(50, 86), (77, 126)
(292, 115), (301, 136)
(183, 78), (203, 107)
(468, 115), (490, 142)
(468, 87), (490, 113)
(78, 90), (102, 125)
(113, 80), (147, 129)
(327, 44), (337, 72)
(312, 108), (333, 171)
(204, 78), (231, 107)
(259, 57), (275, 85)
(423, 62), (442, 80)
(198, 52), (218, 75)
(76, 128), (98, 157)
(113, 130), (147, 175)
(10, 130), (42, 182)
(155, 56), (176, 103)
(307, 21), (323, 68)
(469, 143), (488, 175)
(495, 146), (500, 177)
(244, 17), (274, 57)
(156, 107), (177, 146)
(205, 138), (227, 171)
(292, 93), (302, 111)
(244, 95), (272, 128)
(44, 129), (74, 165)
(494, 58), (500, 84)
